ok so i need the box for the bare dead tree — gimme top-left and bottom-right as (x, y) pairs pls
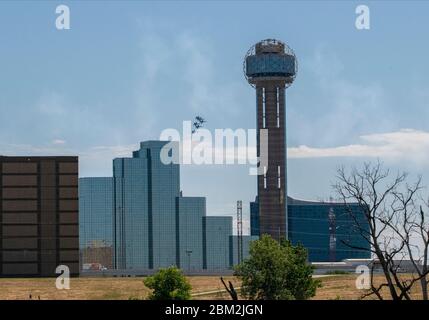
(378, 183), (429, 300)
(416, 204), (429, 299)
(220, 277), (238, 300)
(334, 161), (429, 300)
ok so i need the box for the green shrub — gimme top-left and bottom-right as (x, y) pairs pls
(144, 266), (191, 300)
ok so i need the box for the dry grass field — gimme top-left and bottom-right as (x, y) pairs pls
(0, 276), (237, 300)
(0, 275), (424, 300)
(313, 274), (425, 300)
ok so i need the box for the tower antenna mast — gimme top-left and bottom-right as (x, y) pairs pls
(237, 200), (243, 264)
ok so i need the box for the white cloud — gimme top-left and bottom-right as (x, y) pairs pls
(158, 128), (429, 167)
(3, 129), (428, 175)
(288, 129), (429, 165)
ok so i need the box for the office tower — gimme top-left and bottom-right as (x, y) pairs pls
(113, 141), (180, 269)
(250, 196), (259, 236)
(244, 39), (297, 241)
(0, 156), (79, 277)
(287, 197), (370, 262)
(203, 216), (232, 271)
(249, 196), (371, 262)
(176, 196), (205, 271)
(79, 177), (113, 270)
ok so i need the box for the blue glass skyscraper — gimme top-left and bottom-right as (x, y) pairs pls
(203, 216), (232, 271)
(250, 196), (259, 236)
(250, 196), (371, 262)
(79, 177), (113, 249)
(176, 196), (205, 271)
(287, 197), (370, 262)
(79, 177), (114, 269)
(113, 141), (180, 269)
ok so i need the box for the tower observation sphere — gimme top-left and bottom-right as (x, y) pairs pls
(244, 39), (298, 241)
(244, 39), (297, 88)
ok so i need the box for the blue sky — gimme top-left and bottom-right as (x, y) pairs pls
(1, 1), (429, 231)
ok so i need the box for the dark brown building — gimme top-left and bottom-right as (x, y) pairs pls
(0, 156), (79, 277)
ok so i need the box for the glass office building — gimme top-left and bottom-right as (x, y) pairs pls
(79, 177), (113, 269)
(249, 196), (370, 262)
(288, 197), (370, 262)
(113, 141), (180, 270)
(176, 196), (205, 271)
(203, 216), (232, 271)
(250, 197), (259, 236)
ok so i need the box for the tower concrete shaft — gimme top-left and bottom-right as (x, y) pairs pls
(256, 81), (287, 241)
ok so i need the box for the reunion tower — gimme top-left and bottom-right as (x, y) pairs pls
(244, 39), (297, 241)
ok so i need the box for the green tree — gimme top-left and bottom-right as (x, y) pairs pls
(234, 234), (320, 300)
(144, 266), (192, 300)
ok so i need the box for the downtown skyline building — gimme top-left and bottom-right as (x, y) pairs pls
(113, 141), (180, 270)
(80, 140), (247, 273)
(79, 177), (113, 270)
(0, 156), (79, 277)
(250, 196), (370, 262)
(287, 198), (370, 262)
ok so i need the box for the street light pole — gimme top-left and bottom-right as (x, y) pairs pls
(185, 250), (193, 273)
